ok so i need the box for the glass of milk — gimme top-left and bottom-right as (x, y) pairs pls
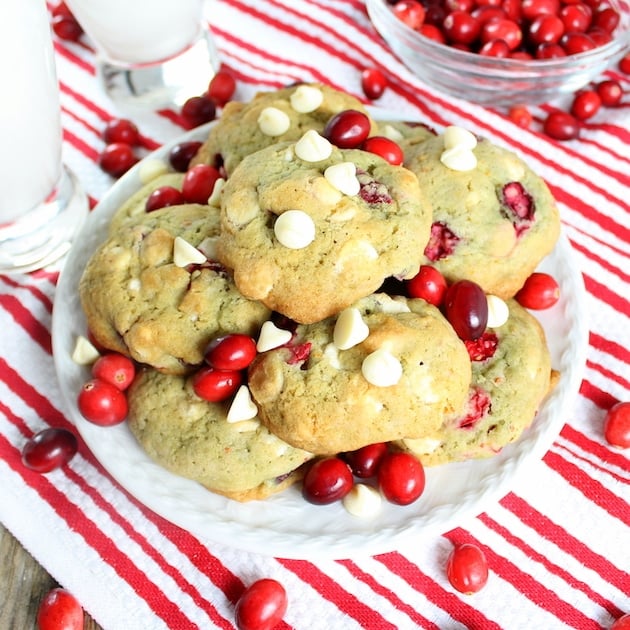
(64, 0), (220, 108)
(0, 0), (87, 274)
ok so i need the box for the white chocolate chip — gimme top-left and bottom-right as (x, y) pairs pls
(486, 294), (509, 328)
(343, 483), (382, 518)
(197, 236), (219, 260)
(173, 237), (207, 267)
(323, 343), (342, 369)
(289, 85), (324, 113)
(294, 129), (333, 162)
(373, 294), (411, 314)
(333, 307), (369, 350)
(362, 348), (403, 387)
(257, 106), (291, 136)
(257, 321), (292, 352)
(71, 335), (100, 365)
(403, 437), (441, 454)
(207, 177), (224, 206)
(273, 210), (316, 249)
(380, 123), (404, 142)
(440, 146), (477, 172)
(127, 278), (141, 292)
(226, 386), (259, 423)
(443, 125), (477, 150)
(138, 159), (169, 183)
(324, 162), (360, 196)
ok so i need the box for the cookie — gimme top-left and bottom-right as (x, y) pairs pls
(404, 128), (561, 299)
(79, 203), (271, 374)
(191, 82), (378, 177)
(247, 294), (471, 454)
(400, 299), (554, 465)
(217, 136), (432, 324)
(127, 368), (313, 501)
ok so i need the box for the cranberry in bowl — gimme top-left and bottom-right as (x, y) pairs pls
(366, 0), (629, 106)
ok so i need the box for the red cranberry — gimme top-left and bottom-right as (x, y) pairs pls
(528, 14), (565, 45)
(479, 38), (511, 57)
(21, 428), (78, 473)
(361, 67), (388, 99)
(145, 186), (185, 212)
(181, 95), (217, 128)
(619, 52), (630, 74)
(91, 353), (136, 391)
(424, 221), (459, 261)
(444, 279), (488, 341)
(51, 14), (83, 42)
(302, 457), (354, 504)
(543, 110), (580, 140)
(481, 18), (523, 50)
(456, 387), (492, 429)
(77, 378), (128, 426)
(361, 136), (404, 165)
(535, 42), (567, 58)
(464, 332), (499, 362)
(392, 0), (427, 29)
(192, 366), (242, 402)
(207, 70), (236, 105)
(344, 442), (388, 478)
(508, 105), (533, 128)
(515, 272), (560, 309)
(596, 79), (623, 107)
(405, 265), (448, 306)
(559, 3), (592, 32)
(560, 31), (596, 54)
(571, 89), (601, 120)
(103, 118), (140, 146)
(235, 579), (287, 630)
(99, 143), (138, 178)
(377, 451), (425, 505)
(521, 0), (560, 21)
(204, 334), (257, 371)
(603, 402), (630, 448)
(324, 110), (371, 149)
(182, 164), (221, 204)
(169, 141), (203, 172)
(443, 10), (481, 45)
(37, 588), (84, 630)
(446, 543), (489, 594)
(591, 6), (620, 33)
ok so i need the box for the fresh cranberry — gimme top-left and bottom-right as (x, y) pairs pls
(620, 52), (630, 74)
(145, 186), (185, 212)
(207, 70), (237, 105)
(181, 95), (217, 128)
(103, 118), (140, 146)
(361, 67), (388, 99)
(424, 221), (460, 261)
(559, 3), (592, 32)
(443, 10), (482, 45)
(611, 613), (630, 630)
(603, 402), (630, 448)
(204, 334), (257, 371)
(169, 141), (203, 172)
(591, 6), (620, 32)
(464, 331), (498, 361)
(501, 181), (534, 228)
(302, 457), (354, 504)
(543, 110), (580, 140)
(99, 142), (138, 178)
(419, 23), (447, 42)
(481, 18), (523, 49)
(445, 0), (476, 14)
(344, 442), (388, 478)
(182, 164), (221, 204)
(502, 0), (522, 22)
(479, 38), (511, 57)
(508, 105), (533, 128)
(535, 42), (567, 58)
(21, 428), (78, 473)
(472, 5), (507, 23)
(323, 110), (371, 149)
(515, 272), (560, 309)
(91, 353), (136, 391)
(521, 0), (560, 21)
(406, 265), (448, 306)
(528, 14), (565, 45)
(446, 543), (489, 594)
(392, 0), (426, 29)
(192, 366), (242, 402)
(361, 136), (404, 165)
(586, 26), (613, 46)
(51, 14), (83, 42)
(571, 89), (601, 120)
(560, 31), (596, 54)
(444, 279), (488, 341)
(77, 378), (128, 426)
(37, 588), (84, 630)
(377, 451), (425, 505)
(596, 79), (623, 107)
(235, 579), (288, 630)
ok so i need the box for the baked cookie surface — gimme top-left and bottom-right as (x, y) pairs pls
(127, 368), (313, 501)
(217, 139), (432, 324)
(405, 132), (560, 298)
(191, 82), (378, 177)
(79, 204), (270, 374)
(247, 294), (471, 454)
(400, 299), (553, 466)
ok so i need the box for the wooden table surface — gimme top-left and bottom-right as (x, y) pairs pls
(0, 521), (101, 629)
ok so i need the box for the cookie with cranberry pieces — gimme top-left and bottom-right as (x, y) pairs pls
(79, 203), (270, 374)
(404, 130), (561, 299)
(127, 368), (313, 501)
(399, 299), (555, 465)
(217, 138), (432, 324)
(247, 294), (471, 454)
(191, 82), (379, 177)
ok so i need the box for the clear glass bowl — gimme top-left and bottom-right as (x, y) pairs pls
(366, 0), (630, 106)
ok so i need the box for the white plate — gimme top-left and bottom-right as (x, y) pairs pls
(52, 120), (589, 559)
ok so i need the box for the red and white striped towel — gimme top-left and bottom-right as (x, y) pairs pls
(1, 1), (628, 628)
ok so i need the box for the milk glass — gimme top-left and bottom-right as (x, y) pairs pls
(0, 0), (87, 274)
(64, 0), (220, 108)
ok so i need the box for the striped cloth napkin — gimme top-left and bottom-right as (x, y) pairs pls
(1, 1), (628, 628)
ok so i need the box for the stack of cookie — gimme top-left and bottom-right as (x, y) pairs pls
(79, 83), (559, 501)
